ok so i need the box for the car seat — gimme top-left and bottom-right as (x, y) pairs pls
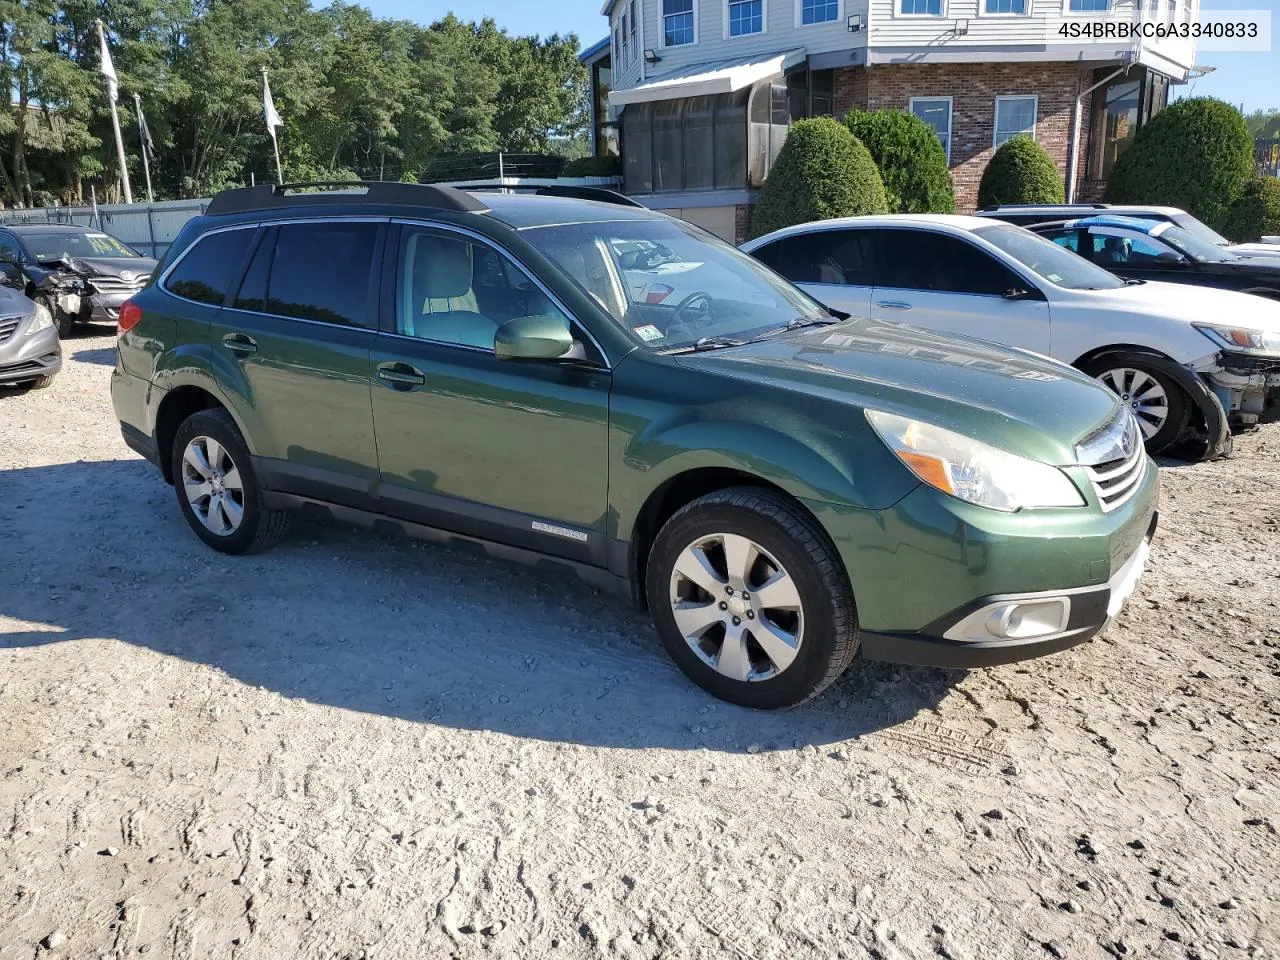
(408, 236), (496, 349)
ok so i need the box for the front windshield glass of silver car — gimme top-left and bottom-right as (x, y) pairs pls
(521, 219), (830, 351)
(1171, 213), (1230, 248)
(974, 224), (1126, 291)
(1154, 222), (1239, 262)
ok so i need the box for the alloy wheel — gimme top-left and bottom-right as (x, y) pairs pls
(668, 532), (804, 682)
(181, 435), (245, 536)
(1098, 367), (1170, 440)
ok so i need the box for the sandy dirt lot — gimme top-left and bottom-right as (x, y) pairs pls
(1, 329), (1278, 960)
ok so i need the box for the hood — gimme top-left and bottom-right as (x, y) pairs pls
(1230, 242), (1280, 261)
(677, 318), (1121, 466)
(0, 285), (35, 317)
(1103, 280), (1280, 334)
(43, 256), (157, 280)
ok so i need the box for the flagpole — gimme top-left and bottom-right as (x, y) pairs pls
(97, 21), (133, 204)
(133, 93), (154, 203)
(263, 67), (284, 185)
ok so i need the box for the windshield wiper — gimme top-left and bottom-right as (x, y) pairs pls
(658, 335), (747, 355)
(748, 316), (842, 341)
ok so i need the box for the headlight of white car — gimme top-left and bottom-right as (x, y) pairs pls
(1193, 323), (1280, 355)
(866, 410), (1086, 512)
(25, 302), (54, 336)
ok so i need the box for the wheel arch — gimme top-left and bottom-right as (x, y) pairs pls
(626, 467), (831, 613)
(154, 385), (231, 484)
(1071, 343), (1179, 370)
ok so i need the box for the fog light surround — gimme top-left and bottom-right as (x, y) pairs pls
(945, 596), (1071, 644)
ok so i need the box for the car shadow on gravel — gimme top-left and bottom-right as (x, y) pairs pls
(0, 459), (957, 753)
(70, 347), (118, 366)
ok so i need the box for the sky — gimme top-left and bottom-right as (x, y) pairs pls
(362, 0), (1278, 111)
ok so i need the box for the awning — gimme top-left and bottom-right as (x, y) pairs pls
(608, 49), (807, 108)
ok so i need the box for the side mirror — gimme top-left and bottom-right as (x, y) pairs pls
(494, 314), (578, 362)
(1154, 251), (1185, 264)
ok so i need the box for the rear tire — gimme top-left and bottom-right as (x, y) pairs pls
(645, 486), (858, 709)
(1081, 355), (1189, 454)
(170, 408), (291, 554)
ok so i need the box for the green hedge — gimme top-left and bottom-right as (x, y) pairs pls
(1219, 176), (1280, 243)
(977, 136), (1064, 208)
(844, 109), (954, 213)
(750, 116), (888, 239)
(1105, 97), (1254, 228)
(561, 154), (622, 177)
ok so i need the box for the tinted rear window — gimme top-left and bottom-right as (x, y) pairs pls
(265, 222), (379, 327)
(165, 228), (256, 305)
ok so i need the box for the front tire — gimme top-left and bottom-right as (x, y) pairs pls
(170, 408), (291, 554)
(645, 487), (858, 709)
(1081, 356), (1189, 454)
(41, 295), (74, 339)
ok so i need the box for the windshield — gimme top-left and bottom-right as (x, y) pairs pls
(974, 224), (1126, 291)
(1153, 222), (1238, 262)
(23, 230), (138, 261)
(521, 219), (830, 351)
(1171, 213), (1230, 248)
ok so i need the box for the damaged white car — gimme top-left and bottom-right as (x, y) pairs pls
(743, 215), (1280, 459)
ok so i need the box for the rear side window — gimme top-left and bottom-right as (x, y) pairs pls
(753, 231), (873, 285)
(875, 229), (1021, 296)
(165, 228), (256, 305)
(266, 222), (379, 327)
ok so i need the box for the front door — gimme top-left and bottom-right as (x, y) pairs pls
(370, 224), (611, 565)
(210, 220), (384, 506)
(868, 228), (1052, 355)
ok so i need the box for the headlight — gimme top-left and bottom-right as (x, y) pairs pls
(866, 410), (1085, 512)
(1194, 323), (1280, 354)
(24, 302), (54, 336)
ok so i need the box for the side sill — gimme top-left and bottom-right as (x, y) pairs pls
(261, 491), (636, 604)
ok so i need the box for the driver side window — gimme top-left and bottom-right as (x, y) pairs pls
(1089, 231), (1165, 265)
(396, 228), (572, 351)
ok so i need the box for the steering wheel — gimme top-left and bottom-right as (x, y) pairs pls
(674, 291), (714, 325)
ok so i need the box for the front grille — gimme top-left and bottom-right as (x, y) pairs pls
(1084, 437), (1147, 512)
(89, 275), (149, 296)
(0, 315), (21, 345)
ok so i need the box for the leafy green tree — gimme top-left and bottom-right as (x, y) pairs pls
(1219, 177), (1280, 242)
(844, 109), (953, 214)
(1105, 97), (1254, 228)
(977, 135), (1064, 208)
(750, 117), (888, 239)
(1244, 107), (1280, 139)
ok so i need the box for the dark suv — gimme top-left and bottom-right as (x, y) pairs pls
(111, 182), (1158, 708)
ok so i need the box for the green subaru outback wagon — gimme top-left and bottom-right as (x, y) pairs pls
(111, 182), (1158, 709)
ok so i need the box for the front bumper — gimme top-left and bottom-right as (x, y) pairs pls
(0, 322), (62, 384)
(804, 453), (1160, 669)
(84, 290), (134, 324)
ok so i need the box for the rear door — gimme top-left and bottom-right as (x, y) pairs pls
(749, 229), (874, 315)
(868, 228), (1052, 354)
(212, 219), (384, 507)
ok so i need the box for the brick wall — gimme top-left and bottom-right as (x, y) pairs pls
(835, 62), (1096, 212)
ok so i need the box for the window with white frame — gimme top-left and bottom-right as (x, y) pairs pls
(620, 11), (630, 65)
(994, 96), (1037, 147)
(663, 0), (696, 43)
(984, 0), (1025, 12)
(1069, 0), (1110, 10)
(900, 0), (942, 14)
(727, 0), (764, 35)
(801, 0), (839, 24)
(910, 97), (952, 162)
(630, 0), (639, 56)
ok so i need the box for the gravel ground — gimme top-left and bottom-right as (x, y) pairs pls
(1, 329), (1278, 960)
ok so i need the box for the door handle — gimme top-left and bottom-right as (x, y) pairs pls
(376, 362), (427, 389)
(221, 333), (258, 355)
(876, 300), (912, 310)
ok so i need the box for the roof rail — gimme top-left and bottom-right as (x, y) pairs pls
(981, 202), (1108, 211)
(454, 183), (646, 208)
(205, 181), (490, 216)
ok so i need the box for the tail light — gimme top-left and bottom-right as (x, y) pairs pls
(645, 284), (675, 304)
(118, 299), (143, 335)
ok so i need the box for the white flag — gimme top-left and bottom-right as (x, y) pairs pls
(263, 72), (282, 140)
(98, 23), (118, 103)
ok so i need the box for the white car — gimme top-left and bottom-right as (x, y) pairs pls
(742, 214), (1280, 457)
